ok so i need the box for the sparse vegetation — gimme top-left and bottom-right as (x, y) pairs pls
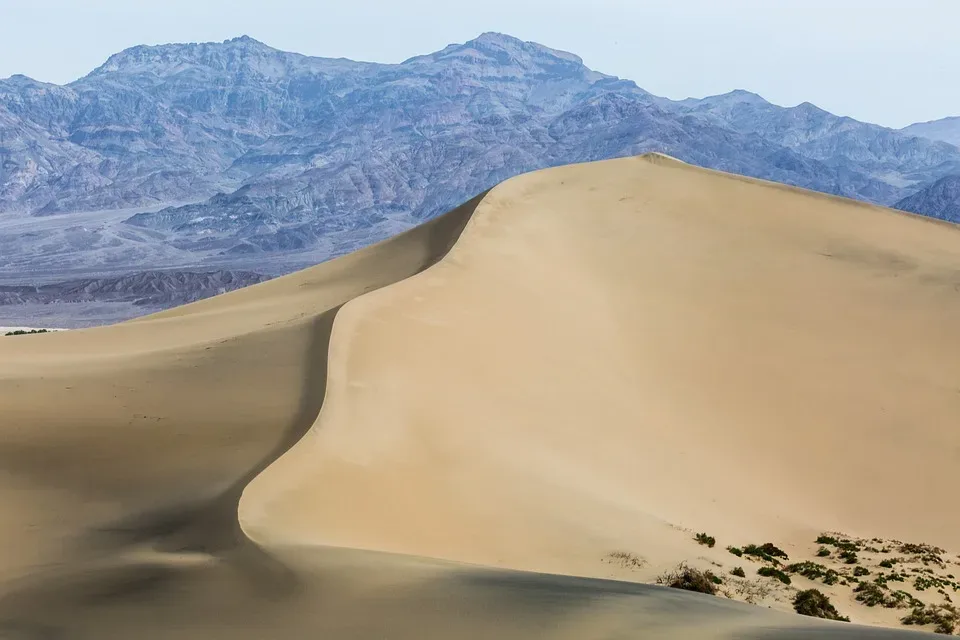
(3, 329), (49, 336)
(879, 559), (897, 569)
(900, 543), (948, 568)
(817, 546), (832, 558)
(657, 563), (719, 596)
(731, 578), (774, 604)
(695, 533), (716, 548)
(785, 561), (840, 585)
(731, 567), (746, 578)
(605, 551), (646, 569)
(901, 604), (958, 635)
(854, 566), (870, 577)
(757, 566), (791, 585)
(793, 589), (850, 622)
(839, 550), (859, 565)
(854, 582), (887, 607)
(727, 546), (743, 557)
(817, 534), (861, 552)
(887, 590), (924, 610)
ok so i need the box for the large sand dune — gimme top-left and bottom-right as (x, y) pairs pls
(0, 155), (956, 637)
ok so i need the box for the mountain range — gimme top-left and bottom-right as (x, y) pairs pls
(2, 32), (959, 322)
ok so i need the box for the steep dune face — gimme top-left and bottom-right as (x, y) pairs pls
(244, 154), (960, 573)
(0, 195), (480, 634)
(0, 155), (955, 638)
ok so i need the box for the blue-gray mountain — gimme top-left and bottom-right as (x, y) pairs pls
(1, 32), (958, 279)
(902, 117), (960, 148)
(894, 175), (960, 223)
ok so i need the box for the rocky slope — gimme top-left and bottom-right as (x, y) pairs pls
(0, 270), (268, 308)
(894, 174), (960, 223)
(901, 116), (960, 147)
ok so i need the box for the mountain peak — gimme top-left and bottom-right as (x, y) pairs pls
(702, 89), (768, 105)
(404, 32), (586, 69)
(224, 35), (265, 46)
(84, 36), (285, 79)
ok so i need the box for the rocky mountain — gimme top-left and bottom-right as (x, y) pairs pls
(0, 269), (268, 308)
(901, 117), (960, 147)
(894, 174), (960, 223)
(1, 32), (959, 320)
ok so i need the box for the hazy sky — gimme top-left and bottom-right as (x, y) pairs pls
(1, 0), (955, 128)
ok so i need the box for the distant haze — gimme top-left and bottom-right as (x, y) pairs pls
(0, 0), (956, 129)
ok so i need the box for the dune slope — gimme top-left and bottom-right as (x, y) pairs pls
(0, 155), (956, 638)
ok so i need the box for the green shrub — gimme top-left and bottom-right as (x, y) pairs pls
(816, 546), (832, 557)
(787, 562), (829, 580)
(839, 550), (859, 564)
(887, 590), (923, 610)
(786, 561), (839, 586)
(816, 534), (860, 552)
(695, 533), (716, 548)
(879, 559), (896, 569)
(727, 546), (743, 557)
(793, 589), (850, 622)
(854, 566), (870, 577)
(758, 566), (791, 585)
(854, 582), (886, 607)
(731, 567), (746, 578)
(901, 604), (958, 635)
(4, 329), (49, 336)
(743, 543), (789, 563)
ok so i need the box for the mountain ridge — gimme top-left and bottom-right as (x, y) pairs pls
(1, 32), (958, 314)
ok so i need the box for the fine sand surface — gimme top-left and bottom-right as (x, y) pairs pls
(0, 155), (956, 638)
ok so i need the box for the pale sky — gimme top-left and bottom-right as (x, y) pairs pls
(0, 0), (955, 128)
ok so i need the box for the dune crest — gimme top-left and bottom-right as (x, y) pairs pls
(1, 155), (957, 637)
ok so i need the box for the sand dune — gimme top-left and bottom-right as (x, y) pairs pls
(0, 155), (956, 637)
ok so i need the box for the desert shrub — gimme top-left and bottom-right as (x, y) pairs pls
(901, 604), (958, 635)
(4, 329), (49, 336)
(817, 546), (832, 557)
(605, 551), (646, 569)
(757, 566), (791, 585)
(915, 575), (950, 592)
(817, 534), (860, 552)
(900, 543), (946, 567)
(787, 561), (841, 586)
(695, 533), (716, 548)
(839, 550), (859, 564)
(657, 563), (718, 596)
(854, 566), (870, 577)
(731, 567), (746, 578)
(733, 578), (773, 604)
(743, 543), (789, 563)
(793, 589), (850, 622)
(887, 590), (924, 610)
(901, 543), (945, 556)
(727, 546), (743, 557)
(854, 582), (887, 607)
(879, 559), (896, 569)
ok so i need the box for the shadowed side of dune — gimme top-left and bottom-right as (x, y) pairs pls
(0, 193), (484, 637)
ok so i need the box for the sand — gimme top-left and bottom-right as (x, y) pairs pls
(0, 155), (955, 638)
